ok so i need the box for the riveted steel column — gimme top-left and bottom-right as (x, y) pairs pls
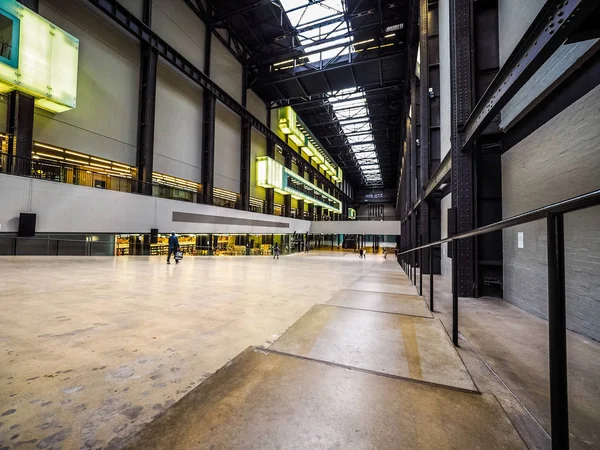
(136, 0), (156, 195)
(240, 118), (251, 210)
(419, 0), (431, 272)
(6, 92), (34, 176)
(450, 0), (475, 297)
(201, 19), (215, 202)
(283, 154), (292, 217)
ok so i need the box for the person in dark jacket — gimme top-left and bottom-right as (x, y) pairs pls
(273, 243), (280, 259)
(167, 232), (180, 264)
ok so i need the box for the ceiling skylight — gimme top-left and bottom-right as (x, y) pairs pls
(279, 0), (352, 63)
(326, 88), (382, 185)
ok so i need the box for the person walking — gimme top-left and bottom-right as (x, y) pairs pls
(167, 232), (180, 264)
(359, 248), (364, 259)
(383, 248), (388, 259)
(273, 243), (280, 259)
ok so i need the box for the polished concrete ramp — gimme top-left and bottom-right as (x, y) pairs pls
(348, 280), (419, 295)
(121, 348), (525, 450)
(327, 289), (432, 317)
(269, 304), (475, 391)
(358, 274), (414, 285)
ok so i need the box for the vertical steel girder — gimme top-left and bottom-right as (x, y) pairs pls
(461, 0), (598, 151)
(419, 0), (431, 271)
(6, 1), (38, 175)
(137, 44), (158, 193)
(284, 153), (292, 217)
(87, 0), (349, 203)
(240, 119), (252, 210)
(450, 0), (475, 297)
(202, 92), (216, 198)
(6, 92), (34, 176)
(136, 0), (156, 194)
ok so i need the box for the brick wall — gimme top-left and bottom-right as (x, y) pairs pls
(502, 84), (600, 341)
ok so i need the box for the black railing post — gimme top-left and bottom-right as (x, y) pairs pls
(429, 245), (434, 312)
(419, 247), (423, 295)
(452, 239), (459, 346)
(547, 213), (569, 450)
(413, 252), (417, 285)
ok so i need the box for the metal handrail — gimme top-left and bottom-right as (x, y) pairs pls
(396, 188), (600, 450)
(399, 188), (600, 256)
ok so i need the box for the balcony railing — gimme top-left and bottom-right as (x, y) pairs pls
(0, 152), (264, 214)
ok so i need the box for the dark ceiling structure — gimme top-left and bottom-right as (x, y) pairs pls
(208, 0), (410, 189)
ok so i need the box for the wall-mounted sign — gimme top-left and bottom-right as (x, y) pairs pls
(0, 0), (79, 113)
(256, 156), (342, 213)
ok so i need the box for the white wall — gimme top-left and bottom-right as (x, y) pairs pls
(247, 90), (268, 125)
(310, 221), (401, 235)
(151, 0), (206, 70)
(0, 174), (310, 235)
(211, 37), (243, 104)
(440, 193), (452, 279)
(438, 0), (452, 159)
(35, 0), (139, 165)
(214, 103), (241, 192)
(154, 63), (203, 182)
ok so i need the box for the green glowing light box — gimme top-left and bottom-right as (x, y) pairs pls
(0, 0), (78, 113)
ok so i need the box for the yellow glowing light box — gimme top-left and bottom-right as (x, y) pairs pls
(0, 0), (79, 113)
(256, 156), (342, 213)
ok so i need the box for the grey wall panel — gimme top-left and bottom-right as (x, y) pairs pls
(35, 0), (139, 165)
(119, 0), (143, 19)
(250, 130), (267, 200)
(154, 63), (203, 182)
(247, 90), (268, 125)
(498, 0), (545, 66)
(440, 193), (451, 279)
(151, 0), (205, 70)
(214, 103), (241, 192)
(210, 38), (243, 104)
(502, 85), (600, 341)
(439, 0), (452, 159)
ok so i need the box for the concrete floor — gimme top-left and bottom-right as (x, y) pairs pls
(3, 253), (596, 449)
(0, 253), (377, 450)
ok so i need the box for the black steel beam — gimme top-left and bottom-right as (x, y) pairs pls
(6, 92), (34, 176)
(136, 0), (156, 194)
(419, 0), (431, 270)
(240, 118), (252, 210)
(252, 49), (406, 89)
(450, 0), (475, 297)
(88, 0), (350, 203)
(213, 0), (272, 22)
(17, 0), (37, 10)
(461, 0), (598, 152)
(202, 92), (216, 198)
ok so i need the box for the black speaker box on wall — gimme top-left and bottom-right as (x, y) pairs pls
(150, 228), (159, 244)
(18, 213), (36, 237)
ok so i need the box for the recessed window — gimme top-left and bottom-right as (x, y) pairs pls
(0, 8), (19, 68)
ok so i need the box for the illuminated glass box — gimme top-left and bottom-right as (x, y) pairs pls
(256, 156), (342, 214)
(0, 0), (78, 113)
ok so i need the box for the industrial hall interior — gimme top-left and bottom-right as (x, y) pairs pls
(0, 0), (599, 448)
